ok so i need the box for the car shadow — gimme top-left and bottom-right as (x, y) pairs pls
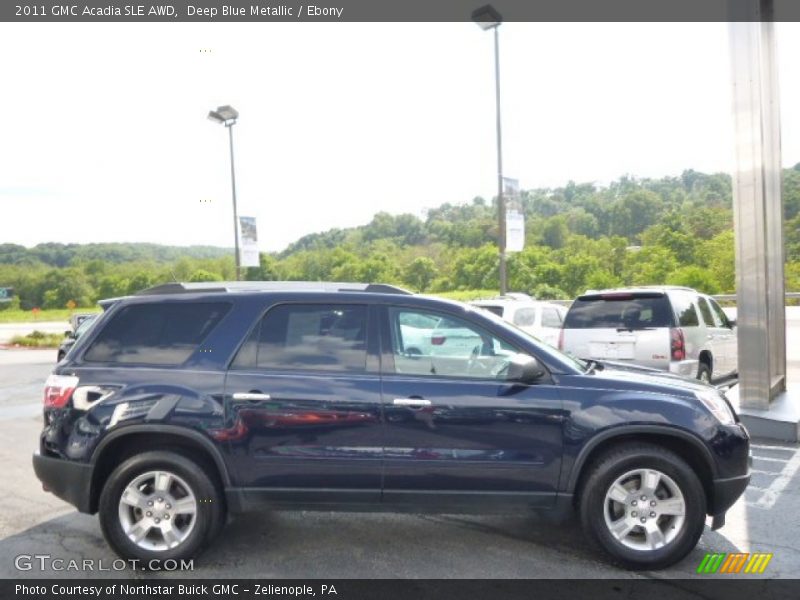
(0, 508), (754, 579)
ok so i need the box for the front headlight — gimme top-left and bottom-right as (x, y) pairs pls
(695, 389), (735, 426)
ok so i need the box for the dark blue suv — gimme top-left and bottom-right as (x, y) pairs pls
(33, 282), (750, 570)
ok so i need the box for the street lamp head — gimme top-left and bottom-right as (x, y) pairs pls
(208, 105), (239, 125)
(472, 4), (502, 30)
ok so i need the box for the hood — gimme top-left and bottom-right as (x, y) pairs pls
(583, 360), (712, 397)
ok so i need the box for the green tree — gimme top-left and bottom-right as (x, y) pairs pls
(403, 257), (438, 292)
(666, 266), (721, 294)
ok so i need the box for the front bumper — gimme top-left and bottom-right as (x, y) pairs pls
(709, 472), (750, 524)
(32, 452), (94, 514)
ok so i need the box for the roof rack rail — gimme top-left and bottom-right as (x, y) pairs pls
(135, 281), (413, 296)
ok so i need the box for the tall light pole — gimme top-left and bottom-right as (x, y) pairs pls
(473, 4), (507, 295)
(208, 105), (241, 280)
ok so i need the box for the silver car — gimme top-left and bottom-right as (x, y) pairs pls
(471, 295), (567, 347)
(559, 286), (737, 382)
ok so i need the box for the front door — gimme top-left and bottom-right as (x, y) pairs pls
(223, 302), (383, 506)
(378, 305), (563, 510)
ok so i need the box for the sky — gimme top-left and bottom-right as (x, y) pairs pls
(1, 22), (799, 252)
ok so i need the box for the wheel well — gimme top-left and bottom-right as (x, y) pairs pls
(571, 433), (714, 510)
(699, 350), (712, 371)
(89, 432), (226, 514)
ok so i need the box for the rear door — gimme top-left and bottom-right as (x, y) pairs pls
(223, 302), (383, 504)
(561, 292), (674, 369)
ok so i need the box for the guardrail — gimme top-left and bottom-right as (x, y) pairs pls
(712, 292), (800, 302)
(547, 291), (800, 307)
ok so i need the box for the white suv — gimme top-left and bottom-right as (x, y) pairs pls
(559, 286), (737, 382)
(471, 294), (567, 347)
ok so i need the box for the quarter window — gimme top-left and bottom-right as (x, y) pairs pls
(388, 307), (519, 380)
(84, 302), (230, 365)
(671, 293), (700, 327)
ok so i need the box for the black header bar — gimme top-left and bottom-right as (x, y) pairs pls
(3, 0), (800, 23)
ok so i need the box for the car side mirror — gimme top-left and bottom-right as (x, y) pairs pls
(64, 330), (74, 338)
(506, 354), (546, 383)
(728, 318), (737, 329)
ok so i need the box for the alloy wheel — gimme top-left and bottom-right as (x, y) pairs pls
(602, 468), (686, 551)
(117, 470), (198, 552)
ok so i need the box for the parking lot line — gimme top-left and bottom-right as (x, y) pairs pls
(751, 455), (790, 463)
(750, 444), (796, 452)
(746, 445), (800, 510)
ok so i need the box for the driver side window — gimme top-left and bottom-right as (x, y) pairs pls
(388, 307), (518, 380)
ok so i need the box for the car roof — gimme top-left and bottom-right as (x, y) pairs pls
(98, 281), (414, 307)
(471, 298), (560, 309)
(137, 281), (413, 296)
(579, 285), (698, 298)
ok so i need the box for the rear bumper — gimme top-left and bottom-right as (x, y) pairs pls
(669, 359), (699, 378)
(32, 452), (94, 514)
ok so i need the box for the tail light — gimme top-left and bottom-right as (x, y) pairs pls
(431, 335), (446, 346)
(44, 374), (79, 408)
(670, 328), (686, 361)
(558, 329), (565, 351)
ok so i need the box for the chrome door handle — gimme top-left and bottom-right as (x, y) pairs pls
(232, 392), (271, 401)
(392, 398), (431, 407)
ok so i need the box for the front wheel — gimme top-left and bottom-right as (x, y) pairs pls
(98, 451), (223, 563)
(579, 443), (706, 570)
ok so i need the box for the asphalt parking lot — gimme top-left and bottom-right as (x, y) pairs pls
(1, 348), (798, 580)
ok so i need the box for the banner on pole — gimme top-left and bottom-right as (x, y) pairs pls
(503, 178), (525, 253)
(238, 216), (260, 267)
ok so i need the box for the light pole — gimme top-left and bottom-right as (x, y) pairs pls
(208, 105), (241, 280)
(472, 4), (507, 295)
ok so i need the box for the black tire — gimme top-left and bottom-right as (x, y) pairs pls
(697, 362), (712, 383)
(578, 443), (706, 570)
(98, 450), (223, 564)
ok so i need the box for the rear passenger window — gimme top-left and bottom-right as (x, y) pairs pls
(84, 302), (230, 365)
(696, 297), (715, 327)
(234, 304), (368, 372)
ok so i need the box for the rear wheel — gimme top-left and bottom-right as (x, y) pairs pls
(579, 443), (706, 570)
(99, 451), (223, 563)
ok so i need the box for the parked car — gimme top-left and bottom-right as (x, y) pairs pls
(471, 295), (567, 347)
(34, 281), (749, 570)
(560, 286), (737, 382)
(57, 314), (98, 362)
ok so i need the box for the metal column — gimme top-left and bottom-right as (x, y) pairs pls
(729, 0), (786, 409)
